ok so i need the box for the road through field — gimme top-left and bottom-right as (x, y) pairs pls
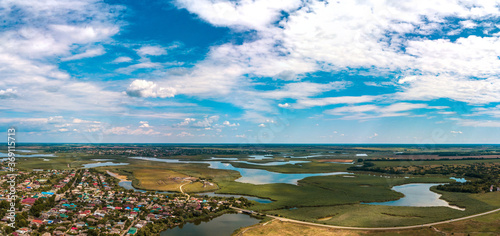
(231, 207), (500, 231)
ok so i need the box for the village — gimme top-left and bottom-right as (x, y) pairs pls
(0, 165), (249, 236)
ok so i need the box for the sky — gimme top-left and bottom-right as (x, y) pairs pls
(1, 0), (500, 144)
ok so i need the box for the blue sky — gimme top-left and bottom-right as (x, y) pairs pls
(1, 0), (500, 144)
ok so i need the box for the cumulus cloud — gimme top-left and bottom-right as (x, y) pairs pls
(162, 0), (500, 121)
(126, 80), (177, 98)
(278, 103), (290, 108)
(139, 121), (151, 128)
(174, 0), (302, 30)
(223, 120), (239, 126)
(0, 0), (124, 112)
(191, 115), (220, 128)
(175, 118), (196, 127)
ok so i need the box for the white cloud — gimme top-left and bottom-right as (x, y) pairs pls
(0, 88), (17, 99)
(126, 80), (177, 98)
(73, 118), (100, 124)
(175, 118), (196, 127)
(191, 115), (220, 128)
(258, 123), (266, 127)
(174, 116), (220, 128)
(438, 111), (457, 115)
(223, 120), (239, 126)
(294, 95), (379, 109)
(450, 130), (463, 134)
(455, 119), (500, 127)
(325, 102), (437, 120)
(278, 103), (290, 108)
(61, 46), (105, 61)
(258, 81), (349, 100)
(0, 0), (124, 113)
(177, 131), (194, 137)
(174, 0), (302, 30)
(116, 61), (163, 74)
(136, 45), (167, 57)
(112, 56), (133, 63)
(104, 126), (160, 135)
(459, 20), (477, 29)
(139, 121), (151, 128)
(397, 75), (500, 104)
(164, 0), (500, 118)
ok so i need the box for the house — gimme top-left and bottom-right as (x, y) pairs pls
(21, 198), (37, 206)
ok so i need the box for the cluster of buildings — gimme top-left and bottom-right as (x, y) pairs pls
(0, 168), (237, 235)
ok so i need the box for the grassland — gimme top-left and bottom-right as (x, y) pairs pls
(370, 158), (500, 167)
(215, 174), (454, 211)
(129, 169), (217, 192)
(234, 220), (439, 236)
(237, 198), (500, 235)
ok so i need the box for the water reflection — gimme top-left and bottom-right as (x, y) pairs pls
(196, 192), (272, 204)
(129, 157), (351, 185)
(366, 183), (464, 210)
(238, 160), (310, 166)
(160, 213), (260, 236)
(207, 161), (350, 185)
(82, 162), (129, 168)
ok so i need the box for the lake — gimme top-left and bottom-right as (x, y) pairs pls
(238, 160), (310, 166)
(160, 213), (260, 236)
(207, 161), (351, 185)
(248, 155), (273, 160)
(119, 181), (147, 192)
(196, 192), (273, 204)
(365, 183), (464, 210)
(0, 152), (56, 158)
(129, 156), (351, 185)
(82, 162), (129, 168)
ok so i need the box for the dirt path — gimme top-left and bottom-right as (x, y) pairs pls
(180, 181), (191, 198)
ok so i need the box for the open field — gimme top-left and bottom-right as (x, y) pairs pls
(234, 220), (439, 236)
(130, 168), (219, 192)
(237, 199), (500, 235)
(263, 191), (500, 228)
(216, 174), (454, 210)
